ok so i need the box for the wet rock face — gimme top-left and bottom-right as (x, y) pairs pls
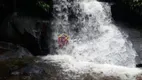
(0, 14), (51, 56)
(0, 47), (142, 80)
(111, 2), (142, 27)
(99, 0), (142, 28)
(0, 47), (33, 79)
(0, 47), (46, 80)
(0, 46), (64, 80)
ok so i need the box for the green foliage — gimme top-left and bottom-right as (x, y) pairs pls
(122, 0), (142, 15)
(37, 1), (50, 12)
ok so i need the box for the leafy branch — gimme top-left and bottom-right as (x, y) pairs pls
(37, 1), (50, 12)
(122, 0), (142, 15)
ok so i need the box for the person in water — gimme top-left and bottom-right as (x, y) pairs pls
(58, 33), (69, 48)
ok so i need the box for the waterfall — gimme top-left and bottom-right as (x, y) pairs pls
(43, 0), (137, 73)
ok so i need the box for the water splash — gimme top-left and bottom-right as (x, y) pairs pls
(43, 0), (137, 73)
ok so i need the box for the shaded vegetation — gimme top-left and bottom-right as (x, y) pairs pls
(122, 0), (142, 15)
(0, 0), (53, 24)
(101, 0), (142, 27)
(37, 1), (50, 12)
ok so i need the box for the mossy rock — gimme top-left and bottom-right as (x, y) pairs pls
(0, 56), (38, 79)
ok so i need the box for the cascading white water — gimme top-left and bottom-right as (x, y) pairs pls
(43, 0), (137, 73)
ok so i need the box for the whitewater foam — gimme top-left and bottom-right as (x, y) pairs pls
(42, 0), (140, 79)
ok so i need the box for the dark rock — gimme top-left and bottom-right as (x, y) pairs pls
(111, 2), (142, 27)
(0, 46), (32, 60)
(0, 0), (53, 23)
(136, 64), (142, 68)
(0, 46), (59, 80)
(11, 65), (46, 80)
(0, 13), (52, 56)
(0, 0), (53, 56)
(5, 59), (66, 80)
(0, 46), (35, 79)
(22, 30), (41, 56)
(99, 0), (142, 29)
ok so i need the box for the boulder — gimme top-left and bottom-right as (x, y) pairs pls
(0, 13), (51, 56)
